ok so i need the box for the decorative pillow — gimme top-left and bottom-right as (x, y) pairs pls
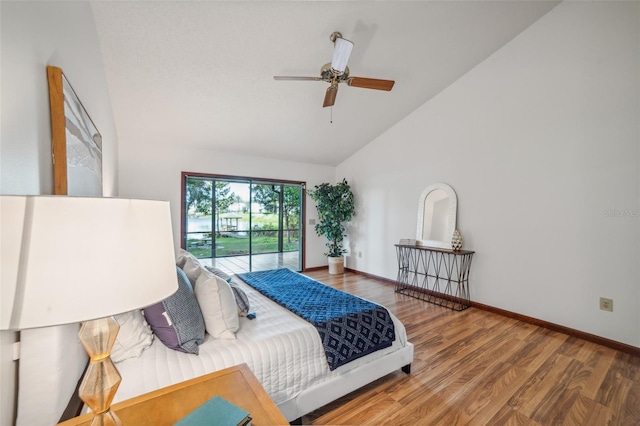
(204, 265), (232, 283)
(112, 310), (154, 363)
(144, 267), (205, 354)
(175, 248), (200, 269)
(194, 272), (240, 339)
(182, 257), (205, 287)
(203, 266), (250, 316)
(228, 281), (250, 316)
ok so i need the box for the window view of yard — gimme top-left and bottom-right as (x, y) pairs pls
(185, 178), (301, 259)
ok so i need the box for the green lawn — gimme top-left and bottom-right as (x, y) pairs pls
(187, 233), (299, 258)
(186, 213), (299, 258)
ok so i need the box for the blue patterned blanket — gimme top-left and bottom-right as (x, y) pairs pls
(236, 268), (395, 371)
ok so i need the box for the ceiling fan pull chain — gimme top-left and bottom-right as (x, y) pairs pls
(330, 106), (333, 124)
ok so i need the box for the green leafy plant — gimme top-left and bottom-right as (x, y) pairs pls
(308, 178), (355, 257)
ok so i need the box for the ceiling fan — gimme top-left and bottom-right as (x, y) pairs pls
(274, 32), (395, 108)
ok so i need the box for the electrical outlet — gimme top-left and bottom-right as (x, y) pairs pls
(599, 297), (613, 312)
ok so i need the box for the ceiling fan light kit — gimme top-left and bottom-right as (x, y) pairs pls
(330, 36), (353, 74)
(274, 31), (395, 108)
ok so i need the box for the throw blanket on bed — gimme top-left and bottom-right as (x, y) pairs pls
(237, 268), (395, 370)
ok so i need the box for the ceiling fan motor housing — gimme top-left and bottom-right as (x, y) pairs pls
(321, 63), (349, 82)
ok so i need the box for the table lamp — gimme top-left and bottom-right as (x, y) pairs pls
(1, 196), (179, 425)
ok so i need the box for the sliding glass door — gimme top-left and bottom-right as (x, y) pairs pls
(182, 174), (303, 273)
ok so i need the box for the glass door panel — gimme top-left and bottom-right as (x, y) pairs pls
(184, 177), (214, 259)
(249, 182), (302, 271)
(214, 181), (251, 258)
(282, 184), (302, 269)
(250, 183), (280, 255)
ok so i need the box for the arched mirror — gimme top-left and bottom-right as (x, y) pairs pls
(416, 183), (457, 249)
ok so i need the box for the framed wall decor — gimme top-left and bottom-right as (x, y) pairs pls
(47, 66), (103, 196)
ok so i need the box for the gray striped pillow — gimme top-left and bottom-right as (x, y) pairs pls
(228, 281), (250, 316)
(144, 267), (205, 354)
(204, 266), (250, 316)
(204, 265), (232, 282)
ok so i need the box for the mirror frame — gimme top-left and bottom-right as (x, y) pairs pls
(416, 183), (457, 249)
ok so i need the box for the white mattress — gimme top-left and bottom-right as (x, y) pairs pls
(115, 278), (408, 407)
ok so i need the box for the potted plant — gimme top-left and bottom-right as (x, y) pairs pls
(308, 178), (355, 274)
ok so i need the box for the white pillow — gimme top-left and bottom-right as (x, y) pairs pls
(182, 257), (205, 287)
(176, 248), (199, 269)
(112, 310), (154, 362)
(194, 272), (240, 339)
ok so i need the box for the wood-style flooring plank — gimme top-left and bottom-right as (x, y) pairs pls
(300, 270), (640, 425)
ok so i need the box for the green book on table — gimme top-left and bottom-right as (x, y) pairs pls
(174, 395), (251, 426)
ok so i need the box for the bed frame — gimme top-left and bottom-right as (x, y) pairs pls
(21, 327), (412, 425)
(281, 343), (413, 422)
(16, 284), (413, 425)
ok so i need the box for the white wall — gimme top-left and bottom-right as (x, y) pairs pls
(118, 143), (335, 268)
(338, 1), (640, 347)
(0, 2), (118, 197)
(0, 2), (117, 424)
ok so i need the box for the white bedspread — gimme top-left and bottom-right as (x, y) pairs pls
(115, 278), (407, 406)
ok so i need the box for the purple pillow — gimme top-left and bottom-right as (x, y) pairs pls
(144, 267), (205, 354)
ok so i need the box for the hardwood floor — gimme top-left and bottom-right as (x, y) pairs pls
(300, 270), (640, 426)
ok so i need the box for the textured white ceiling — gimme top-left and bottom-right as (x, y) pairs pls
(91, 1), (560, 166)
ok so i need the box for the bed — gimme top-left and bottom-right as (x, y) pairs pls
(16, 251), (413, 425)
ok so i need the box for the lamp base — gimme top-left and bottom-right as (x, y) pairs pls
(78, 317), (123, 426)
(89, 410), (121, 426)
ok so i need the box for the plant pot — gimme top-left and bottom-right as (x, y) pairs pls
(327, 256), (344, 274)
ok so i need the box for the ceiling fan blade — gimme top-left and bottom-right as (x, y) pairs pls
(273, 76), (322, 81)
(323, 86), (338, 108)
(347, 77), (395, 91)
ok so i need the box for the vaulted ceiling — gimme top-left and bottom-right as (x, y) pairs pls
(91, 1), (560, 166)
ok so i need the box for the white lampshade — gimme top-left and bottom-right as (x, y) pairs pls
(0, 195), (178, 330)
(331, 36), (353, 74)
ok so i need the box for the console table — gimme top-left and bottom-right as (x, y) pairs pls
(395, 244), (475, 311)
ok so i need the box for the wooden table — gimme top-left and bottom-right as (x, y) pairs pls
(58, 363), (288, 426)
